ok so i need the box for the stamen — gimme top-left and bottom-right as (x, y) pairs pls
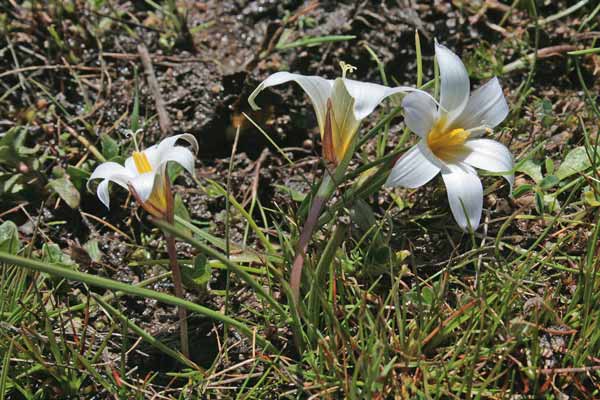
(132, 151), (153, 174)
(466, 124), (492, 136)
(427, 124), (470, 161)
(339, 61), (357, 79)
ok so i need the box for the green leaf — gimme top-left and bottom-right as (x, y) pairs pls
(100, 134), (119, 160)
(556, 146), (592, 180)
(539, 175), (559, 190)
(512, 184), (533, 198)
(545, 157), (554, 175)
(535, 191), (544, 215)
(543, 194), (561, 213)
(1, 172), (25, 195)
(167, 162), (184, 184)
(173, 193), (190, 221)
(421, 286), (434, 305)
(42, 243), (78, 269)
(0, 127), (38, 167)
(181, 255), (211, 291)
(583, 190), (600, 207)
(274, 184), (306, 202)
(66, 165), (90, 191)
(83, 239), (102, 262)
(0, 221), (20, 254)
(131, 68), (140, 132)
(517, 159), (543, 183)
(48, 177), (81, 208)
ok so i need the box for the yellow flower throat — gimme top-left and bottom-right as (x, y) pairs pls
(133, 152), (153, 173)
(427, 119), (470, 161)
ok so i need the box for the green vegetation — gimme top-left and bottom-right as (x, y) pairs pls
(1, 1), (599, 398)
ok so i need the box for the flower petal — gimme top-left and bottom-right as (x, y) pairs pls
(129, 172), (158, 203)
(342, 79), (416, 120)
(462, 138), (514, 190)
(452, 77), (508, 132)
(157, 133), (199, 156)
(441, 163), (483, 231)
(330, 78), (360, 162)
(248, 72), (333, 133)
(436, 42), (470, 123)
(385, 141), (441, 188)
(88, 161), (132, 190)
(96, 179), (111, 209)
(402, 91), (438, 138)
(157, 147), (196, 175)
(155, 134), (198, 172)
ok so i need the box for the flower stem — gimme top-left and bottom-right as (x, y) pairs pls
(164, 172), (189, 359)
(290, 139), (355, 304)
(166, 234), (189, 359)
(290, 191), (328, 302)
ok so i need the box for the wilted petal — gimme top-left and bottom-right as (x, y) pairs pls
(402, 91), (438, 138)
(436, 43), (470, 123)
(129, 172), (158, 203)
(88, 161), (132, 190)
(342, 79), (415, 120)
(452, 77), (508, 132)
(248, 71), (333, 132)
(462, 138), (514, 190)
(385, 141), (441, 189)
(441, 163), (483, 231)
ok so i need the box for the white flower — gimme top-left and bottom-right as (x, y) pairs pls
(88, 134), (198, 217)
(385, 43), (513, 231)
(248, 63), (421, 164)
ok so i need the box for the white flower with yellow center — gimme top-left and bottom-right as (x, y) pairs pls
(249, 62), (422, 164)
(385, 43), (514, 231)
(88, 133), (198, 217)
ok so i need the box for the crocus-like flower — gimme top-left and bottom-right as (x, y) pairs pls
(88, 133), (198, 218)
(248, 62), (420, 164)
(385, 43), (513, 231)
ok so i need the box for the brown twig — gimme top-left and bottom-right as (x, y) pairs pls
(137, 44), (172, 137)
(538, 365), (600, 375)
(502, 45), (578, 74)
(61, 120), (106, 162)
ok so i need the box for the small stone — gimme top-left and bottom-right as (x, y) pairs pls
(36, 98), (48, 109)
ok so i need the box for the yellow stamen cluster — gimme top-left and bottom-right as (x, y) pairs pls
(133, 152), (153, 174)
(427, 120), (470, 161)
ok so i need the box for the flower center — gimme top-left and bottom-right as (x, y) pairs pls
(132, 151), (153, 174)
(427, 120), (470, 161)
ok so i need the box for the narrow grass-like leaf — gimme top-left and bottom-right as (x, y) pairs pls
(276, 35), (356, 50)
(0, 252), (274, 351)
(0, 339), (13, 399)
(151, 219), (288, 320)
(93, 294), (202, 371)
